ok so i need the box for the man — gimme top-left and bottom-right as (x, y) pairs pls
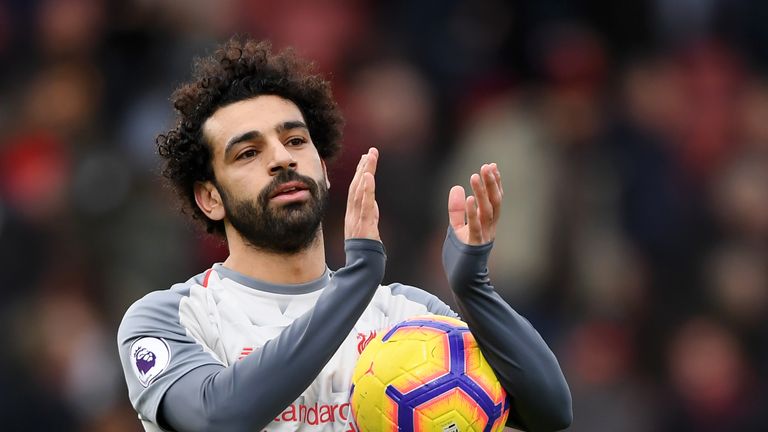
(117, 36), (572, 432)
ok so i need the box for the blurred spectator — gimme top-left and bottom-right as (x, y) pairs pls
(712, 148), (768, 240)
(563, 321), (656, 432)
(736, 78), (768, 151)
(659, 317), (768, 431)
(36, 0), (105, 59)
(237, 0), (371, 74)
(705, 243), (768, 378)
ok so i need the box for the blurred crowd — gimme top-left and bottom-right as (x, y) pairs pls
(1, 0), (768, 430)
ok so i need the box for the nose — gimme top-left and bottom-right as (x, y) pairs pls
(267, 141), (297, 175)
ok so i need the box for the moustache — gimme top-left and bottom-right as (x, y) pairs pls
(258, 170), (320, 205)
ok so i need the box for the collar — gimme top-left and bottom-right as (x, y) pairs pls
(211, 263), (331, 294)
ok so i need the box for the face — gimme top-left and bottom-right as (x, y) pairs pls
(197, 95), (330, 253)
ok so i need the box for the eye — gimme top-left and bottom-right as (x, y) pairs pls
(286, 137), (307, 147)
(237, 149), (258, 160)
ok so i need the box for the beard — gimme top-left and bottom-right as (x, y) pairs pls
(217, 170), (329, 254)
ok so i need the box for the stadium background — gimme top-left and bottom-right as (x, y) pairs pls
(1, 0), (767, 430)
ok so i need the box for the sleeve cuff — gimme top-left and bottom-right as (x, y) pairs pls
(344, 238), (386, 255)
(445, 227), (493, 256)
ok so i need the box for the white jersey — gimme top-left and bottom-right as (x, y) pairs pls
(118, 241), (455, 432)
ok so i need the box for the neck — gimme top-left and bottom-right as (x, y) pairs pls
(222, 228), (326, 285)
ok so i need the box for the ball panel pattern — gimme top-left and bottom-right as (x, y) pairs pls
(413, 388), (490, 432)
(462, 332), (506, 406)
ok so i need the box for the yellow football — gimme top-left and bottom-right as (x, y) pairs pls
(350, 315), (510, 432)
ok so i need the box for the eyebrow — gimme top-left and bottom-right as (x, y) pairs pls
(223, 120), (309, 159)
(276, 120), (308, 133)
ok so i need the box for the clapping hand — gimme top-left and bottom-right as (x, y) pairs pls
(345, 147), (380, 241)
(448, 163), (504, 245)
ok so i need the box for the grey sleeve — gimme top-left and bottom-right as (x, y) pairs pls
(159, 239), (386, 432)
(442, 228), (572, 432)
(117, 289), (226, 429)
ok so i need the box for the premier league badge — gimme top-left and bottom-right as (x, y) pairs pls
(130, 337), (171, 387)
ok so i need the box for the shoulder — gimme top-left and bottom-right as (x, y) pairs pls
(378, 283), (436, 303)
(375, 283), (457, 317)
(117, 275), (202, 344)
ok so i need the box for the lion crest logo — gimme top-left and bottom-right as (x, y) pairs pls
(134, 347), (156, 375)
(129, 337), (170, 387)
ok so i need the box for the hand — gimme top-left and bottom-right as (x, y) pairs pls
(448, 163), (504, 245)
(345, 147), (380, 241)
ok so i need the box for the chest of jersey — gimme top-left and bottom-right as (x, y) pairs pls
(178, 275), (430, 431)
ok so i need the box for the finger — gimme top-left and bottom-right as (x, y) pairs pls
(466, 195), (483, 244)
(483, 165), (503, 223)
(492, 163), (503, 195)
(363, 150), (377, 210)
(470, 170), (493, 231)
(352, 174), (368, 238)
(359, 172), (375, 223)
(364, 147), (379, 177)
(448, 185), (466, 231)
(351, 158), (369, 222)
(353, 154), (373, 213)
(347, 153), (368, 209)
(355, 148), (378, 205)
(359, 172), (379, 240)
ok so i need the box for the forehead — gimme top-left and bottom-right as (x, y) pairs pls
(202, 95), (306, 150)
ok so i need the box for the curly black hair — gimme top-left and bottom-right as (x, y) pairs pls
(157, 36), (344, 237)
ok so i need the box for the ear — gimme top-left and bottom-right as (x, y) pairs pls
(321, 160), (330, 189)
(194, 181), (226, 222)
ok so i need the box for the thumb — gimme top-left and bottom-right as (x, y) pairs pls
(448, 185), (466, 231)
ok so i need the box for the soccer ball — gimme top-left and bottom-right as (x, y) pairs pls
(350, 315), (510, 432)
